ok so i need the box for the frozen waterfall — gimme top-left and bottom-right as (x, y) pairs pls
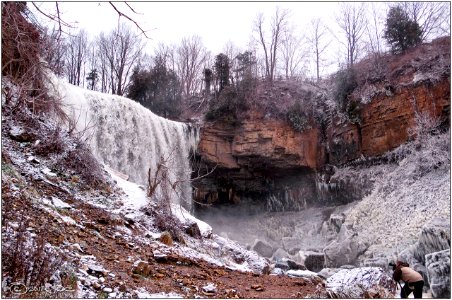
(53, 79), (199, 209)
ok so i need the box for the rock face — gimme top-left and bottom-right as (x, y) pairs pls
(329, 36), (450, 164)
(425, 249), (450, 298)
(194, 118), (324, 211)
(198, 119), (322, 170)
(326, 267), (396, 298)
(302, 251), (325, 272)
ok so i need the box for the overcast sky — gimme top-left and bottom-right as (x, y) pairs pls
(32, 2), (403, 78)
(35, 2), (341, 52)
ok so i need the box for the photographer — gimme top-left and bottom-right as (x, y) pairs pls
(389, 261), (424, 298)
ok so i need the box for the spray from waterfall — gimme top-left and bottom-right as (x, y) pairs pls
(52, 77), (199, 209)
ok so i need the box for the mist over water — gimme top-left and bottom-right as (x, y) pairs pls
(195, 198), (355, 258)
(57, 80), (199, 209)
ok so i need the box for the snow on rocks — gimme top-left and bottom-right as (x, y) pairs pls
(202, 283), (217, 295)
(134, 288), (183, 298)
(425, 249), (451, 298)
(41, 167), (57, 177)
(51, 197), (72, 209)
(326, 267), (396, 298)
(342, 132), (450, 263)
(287, 269), (319, 279)
(9, 126), (33, 142)
(170, 203), (212, 238)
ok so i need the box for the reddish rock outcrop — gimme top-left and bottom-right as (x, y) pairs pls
(198, 119), (323, 171)
(194, 116), (324, 210)
(328, 36), (450, 164)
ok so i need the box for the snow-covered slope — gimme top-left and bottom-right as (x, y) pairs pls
(342, 131), (450, 259)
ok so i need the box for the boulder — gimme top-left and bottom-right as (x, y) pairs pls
(362, 257), (389, 269)
(323, 233), (368, 267)
(425, 249), (450, 298)
(287, 260), (306, 270)
(398, 218), (450, 287)
(252, 239), (274, 258)
(317, 268), (341, 280)
(271, 248), (289, 262)
(303, 251), (325, 272)
(281, 237), (302, 253)
(401, 218), (450, 266)
(326, 267), (396, 298)
(415, 218), (450, 264)
(274, 260), (290, 271)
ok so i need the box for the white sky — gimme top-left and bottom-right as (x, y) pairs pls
(32, 1), (394, 77)
(36, 1), (340, 53)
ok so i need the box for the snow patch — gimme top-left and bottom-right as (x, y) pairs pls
(287, 269), (319, 278)
(51, 197), (72, 209)
(135, 288), (183, 298)
(171, 204), (212, 237)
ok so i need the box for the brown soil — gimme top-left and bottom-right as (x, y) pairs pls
(1, 136), (327, 298)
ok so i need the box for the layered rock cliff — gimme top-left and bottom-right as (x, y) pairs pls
(193, 37), (450, 211)
(329, 36), (450, 164)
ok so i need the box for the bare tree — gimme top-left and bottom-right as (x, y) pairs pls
(154, 42), (177, 72)
(254, 7), (290, 82)
(96, 23), (144, 95)
(65, 29), (89, 86)
(308, 18), (331, 81)
(42, 26), (67, 76)
(336, 2), (367, 67)
(280, 25), (308, 79)
(175, 35), (209, 97)
(222, 40), (241, 84)
(402, 2), (450, 41)
(364, 2), (387, 55)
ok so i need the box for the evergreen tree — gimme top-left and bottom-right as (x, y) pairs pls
(214, 53), (230, 92)
(203, 68), (213, 95)
(384, 6), (422, 54)
(235, 51), (256, 81)
(127, 63), (182, 119)
(86, 69), (98, 90)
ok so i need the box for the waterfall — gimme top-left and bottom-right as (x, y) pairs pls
(53, 79), (199, 209)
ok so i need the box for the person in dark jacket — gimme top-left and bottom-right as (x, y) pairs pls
(391, 261), (424, 298)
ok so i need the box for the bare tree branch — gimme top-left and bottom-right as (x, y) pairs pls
(108, 2), (150, 39)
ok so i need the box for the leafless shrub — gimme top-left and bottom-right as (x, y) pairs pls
(57, 141), (106, 189)
(34, 127), (65, 156)
(1, 2), (67, 119)
(145, 150), (216, 242)
(408, 111), (444, 142)
(144, 154), (185, 243)
(2, 219), (66, 298)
